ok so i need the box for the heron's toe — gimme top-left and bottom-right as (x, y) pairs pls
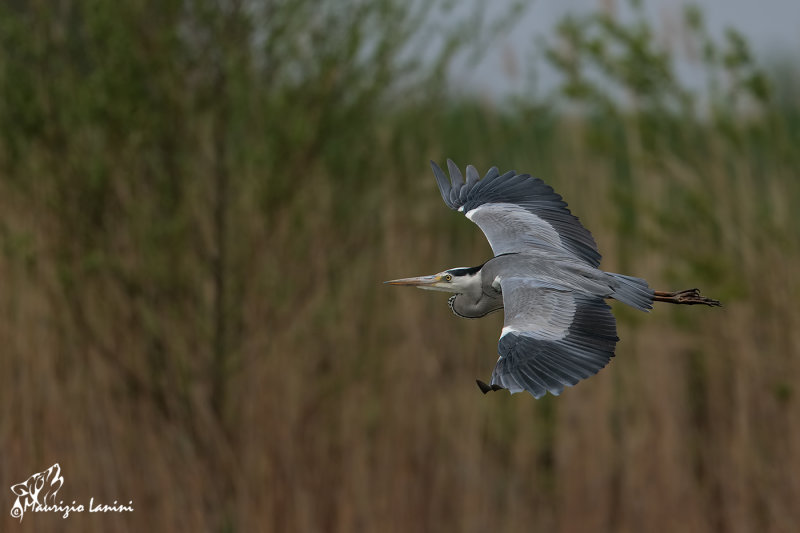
(476, 380), (493, 394)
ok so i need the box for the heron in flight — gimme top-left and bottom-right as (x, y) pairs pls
(386, 160), (720, 398)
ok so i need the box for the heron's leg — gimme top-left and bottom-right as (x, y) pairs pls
(653, 288), (721, 306)
(476, 379), (505, 394)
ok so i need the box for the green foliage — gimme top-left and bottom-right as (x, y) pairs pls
(539, 1), (799, 289)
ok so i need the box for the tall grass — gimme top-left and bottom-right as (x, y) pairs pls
(1, 1), (798, 532)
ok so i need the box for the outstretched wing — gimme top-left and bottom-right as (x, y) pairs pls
(491, 278), (618, 398)
(431, 159), (601, 267)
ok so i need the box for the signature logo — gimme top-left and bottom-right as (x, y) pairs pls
(10, 463), (64, 522)
(9, 463), (133, 522)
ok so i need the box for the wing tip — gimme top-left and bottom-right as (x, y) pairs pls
(430, 160), (455, 208)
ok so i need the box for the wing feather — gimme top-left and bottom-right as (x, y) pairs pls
(431, 160), (601, 266)
(431, 161), (455, 209)
(517, 364), (548, 396)
(465, 165), (480, 186)
(492, 279), (619, 398)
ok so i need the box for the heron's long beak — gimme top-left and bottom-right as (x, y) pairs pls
(384, 274), (442, 288)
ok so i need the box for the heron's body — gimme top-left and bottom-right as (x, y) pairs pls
(386, 160), (720, 398)
(446, 250), (650, 317)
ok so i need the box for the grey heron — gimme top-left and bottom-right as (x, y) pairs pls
(386, 160), (720, 399)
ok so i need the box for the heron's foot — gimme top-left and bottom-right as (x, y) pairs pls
(653, 288), (722, 307)
(476, 379), (505, 394)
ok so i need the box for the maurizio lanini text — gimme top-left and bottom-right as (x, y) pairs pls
(20, 499), (134, 519)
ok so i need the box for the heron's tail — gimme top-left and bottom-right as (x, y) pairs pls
(607, 273), (654, 311)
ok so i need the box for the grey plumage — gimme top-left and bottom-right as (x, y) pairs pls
(494, 294), (617, 398)
(386, 159), (720, 398)
(434, 161), (601, 266)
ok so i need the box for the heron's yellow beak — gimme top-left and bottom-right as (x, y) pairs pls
(384, 274), (445, 290)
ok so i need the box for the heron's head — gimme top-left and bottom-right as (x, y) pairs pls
(384, 266), (481, 293)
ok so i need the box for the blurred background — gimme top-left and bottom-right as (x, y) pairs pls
(1, 0), (798, 531)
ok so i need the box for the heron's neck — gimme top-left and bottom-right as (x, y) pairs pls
(455, 270), (484, 299)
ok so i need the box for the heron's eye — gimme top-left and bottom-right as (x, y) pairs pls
(444, 274), (453, 282)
